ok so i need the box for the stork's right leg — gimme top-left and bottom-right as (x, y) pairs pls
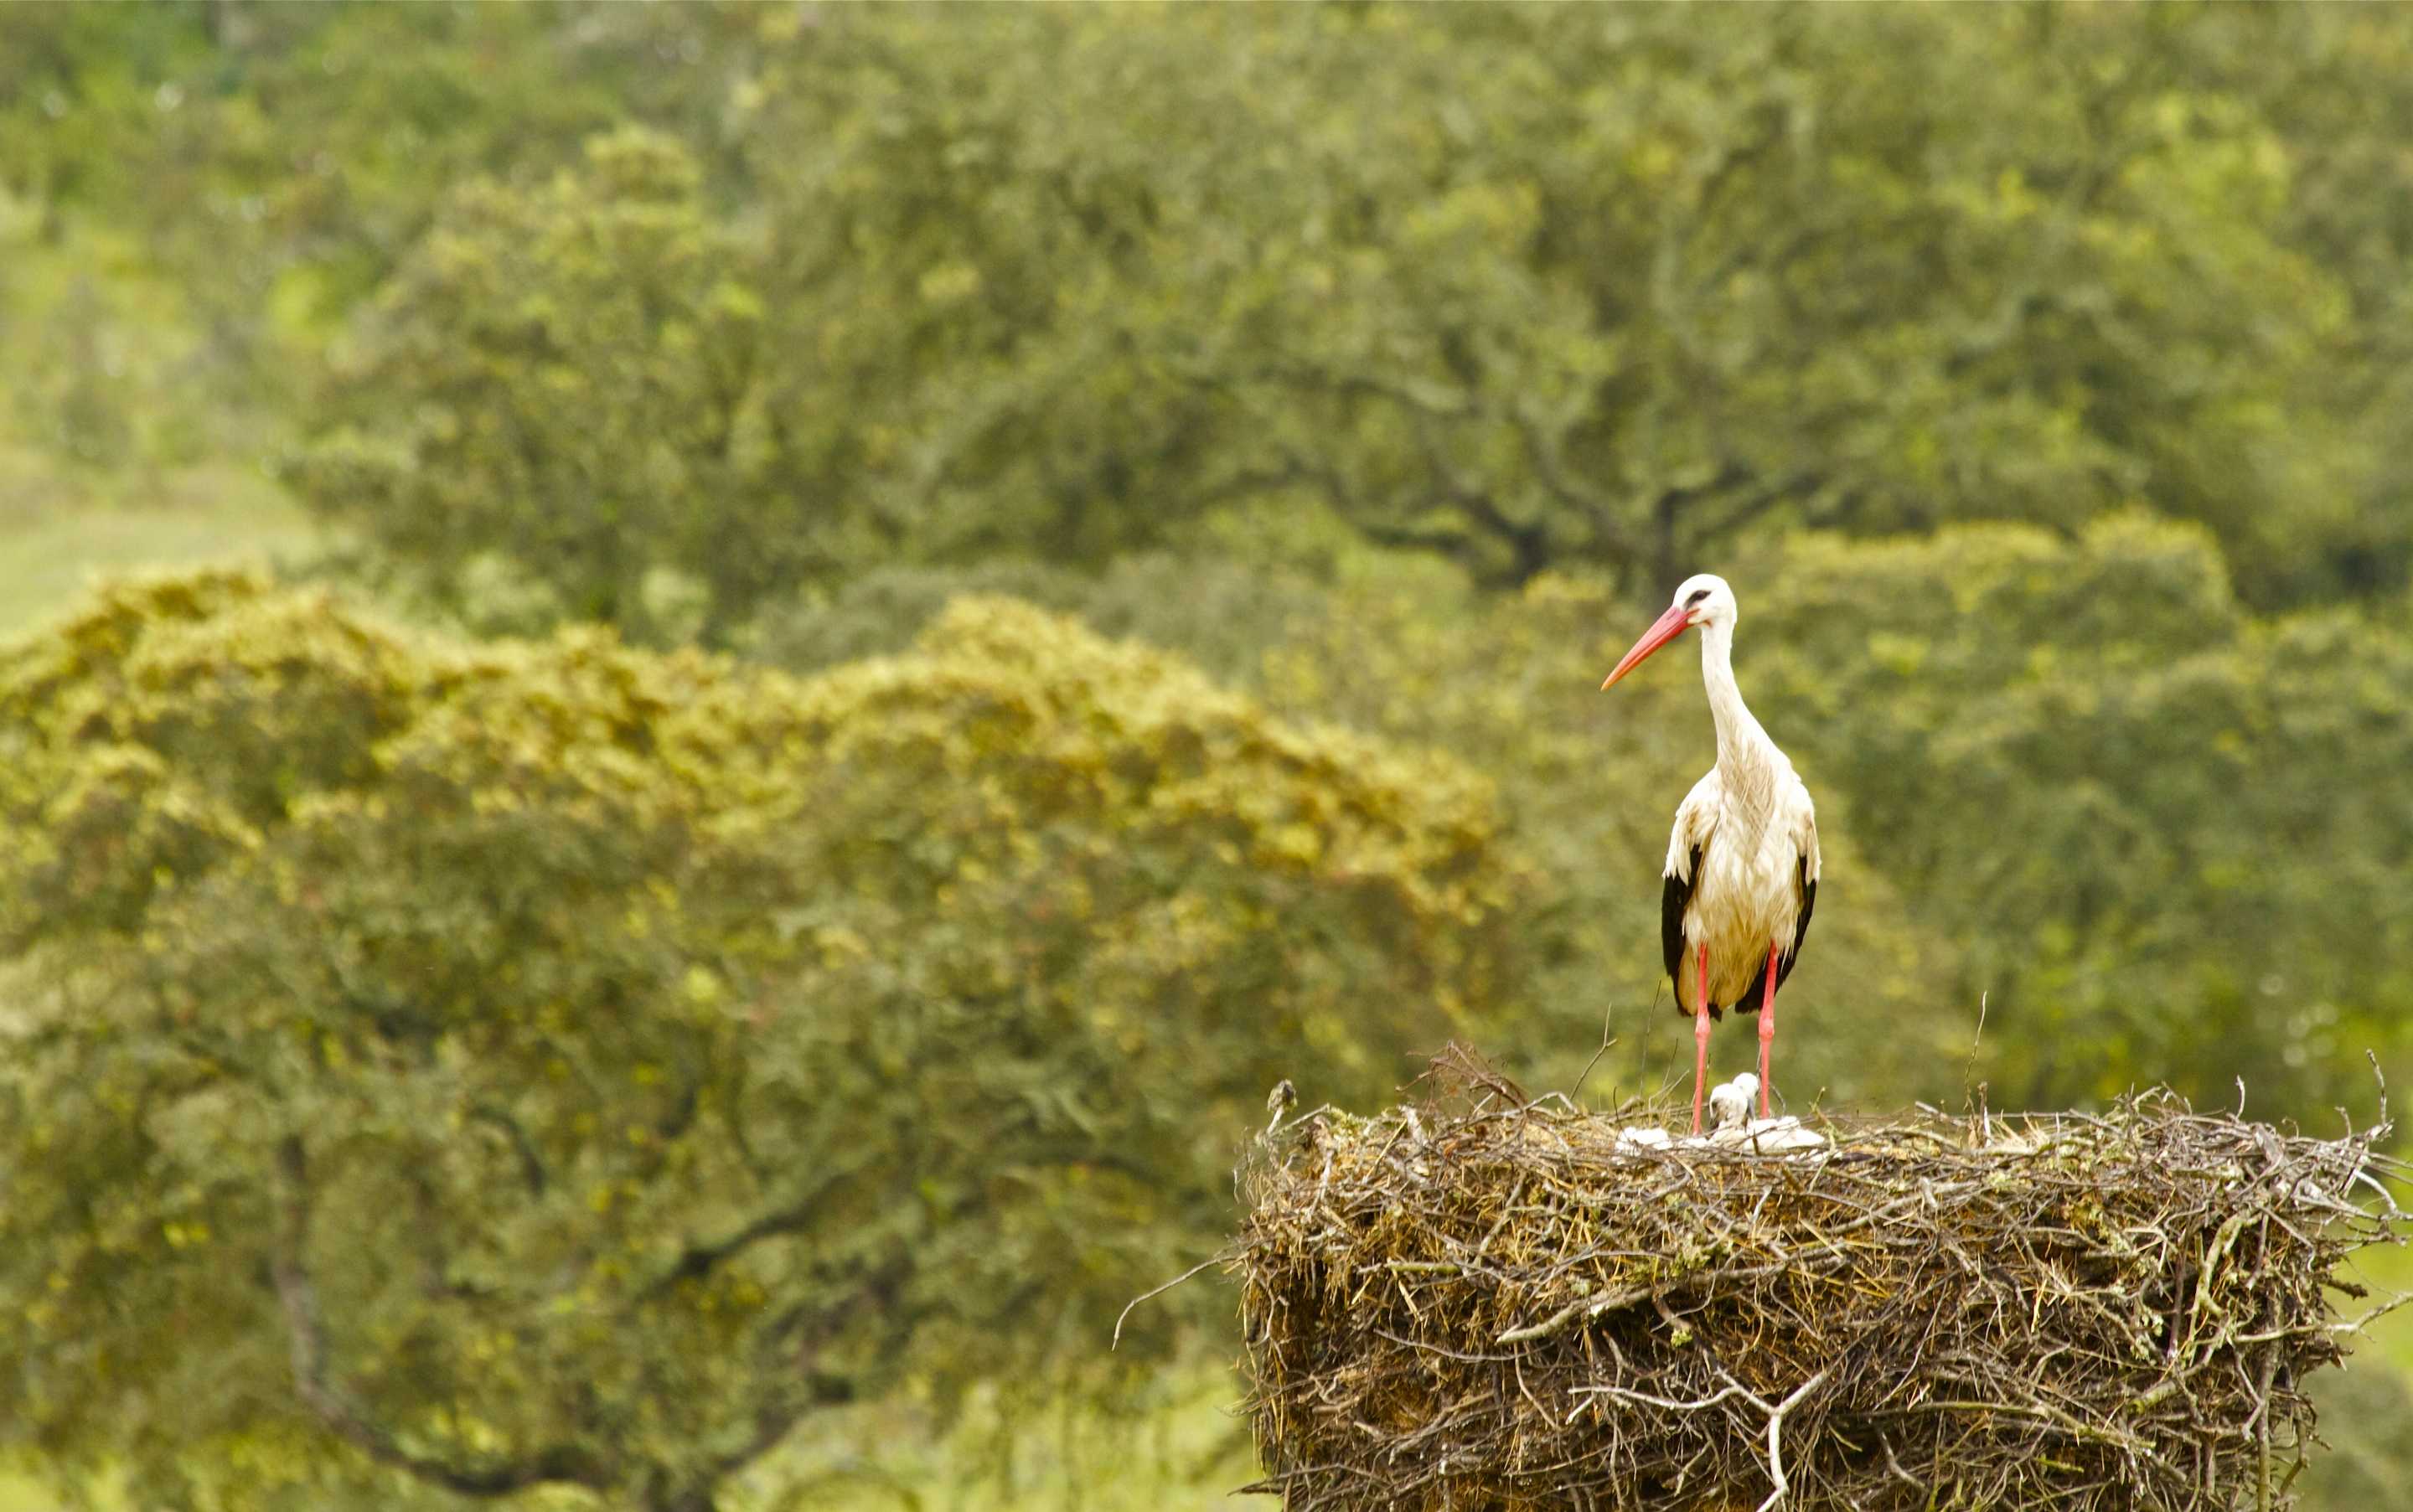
(1758, 940), (1781, 1122)
(1691, 946), (1713, 1136)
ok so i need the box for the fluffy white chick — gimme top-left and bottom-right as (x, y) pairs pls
(1706, 1072), (1759, 1133)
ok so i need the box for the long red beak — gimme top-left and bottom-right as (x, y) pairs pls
(1602, 604), (1693, 689)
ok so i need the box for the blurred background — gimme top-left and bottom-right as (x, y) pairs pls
(2, 4), (2411, 1509)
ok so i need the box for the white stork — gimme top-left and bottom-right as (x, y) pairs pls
(1602, 575), (1819, 1135)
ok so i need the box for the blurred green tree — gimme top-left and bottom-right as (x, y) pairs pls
(757, 534), (1966, 1114)
(300, 127), (772, 641)
(757, 514), (2413, 1125)
(1218, 565), (1966, 1110)
(13, 5), (2413, 611)
(2303, 1362), (2413, 1512)
(302, 5), (2402, 630)
(1742, 516), (2413, 1117)
(0, 572), (1517, 1512)
(0, 2), (765, 380)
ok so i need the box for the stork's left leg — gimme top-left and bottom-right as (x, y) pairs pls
(1691, 946), (1713, 1137)
(1756, 940), (1781, 1121)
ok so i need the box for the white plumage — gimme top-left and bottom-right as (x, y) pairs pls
(1603, 574), (1821, 1134)
(1616, 1072), (1829, 1157)
(1706, 1071), (1759, 1133)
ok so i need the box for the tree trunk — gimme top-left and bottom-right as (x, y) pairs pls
(654, 1484), (716, 1512)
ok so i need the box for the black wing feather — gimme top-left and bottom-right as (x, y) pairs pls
(1663, 844), (1708, 1020)
(1779, 864), (1816, 990)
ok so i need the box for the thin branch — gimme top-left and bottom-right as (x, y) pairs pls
(470, 1102), (549, 1199)
(1236, 1093), (2401, 1509)
(1112, 1256), (1225, 1349)
(642, 1162), (861, 1297)
(268, 1137), (614, 1497)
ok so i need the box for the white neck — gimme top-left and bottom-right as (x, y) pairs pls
(1699, 617), (1774, 778)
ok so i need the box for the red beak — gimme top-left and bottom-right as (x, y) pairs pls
(1602, 603), (1693, 689)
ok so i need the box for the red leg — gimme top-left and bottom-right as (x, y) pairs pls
(1691, 945), (1713, 1136)
(1757, 940), (1780, 1121)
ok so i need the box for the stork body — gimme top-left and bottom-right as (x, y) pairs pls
(1604, 575), (1819, 1134)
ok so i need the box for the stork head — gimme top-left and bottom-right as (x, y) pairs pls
(1602, 574), (1735, 689)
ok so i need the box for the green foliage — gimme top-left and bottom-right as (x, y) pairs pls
(761, 518), (2413, 1128)
(14, 5), (2413, 612)
(0, 2), (768, 521)
(292, 5), (2412, 622)
(1744, 517), (2413, 1116)
(760, 540), (1964, 1112)
(0, 3), (762, 344)
(301, 128), (768, 641)
(13, 5), (2413, 1501)
(1221, 567), (1965, 1108)
(2304, 1363), (2413, 1512)
(0, 573), (1517, 1512)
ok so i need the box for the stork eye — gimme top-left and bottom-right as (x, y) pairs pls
(1685, 589), (1710, 607)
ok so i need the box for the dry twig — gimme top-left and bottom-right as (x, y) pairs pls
(1237, 1055), (2408, 1511)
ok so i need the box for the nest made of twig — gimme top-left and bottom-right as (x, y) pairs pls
(1237, 1055), (2409, 1512)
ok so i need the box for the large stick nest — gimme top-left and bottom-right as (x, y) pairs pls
(1237, 1055), (2408, 1511)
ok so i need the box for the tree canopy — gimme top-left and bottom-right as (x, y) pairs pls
(8, 5), (2413, 1504)
(751, 511), (2413, 1130)
(301, 127), (767, 641)
(1742, 516), (2413, 1116)
(0, 573), (1517, 1511)
(282, 5), (2413, 627)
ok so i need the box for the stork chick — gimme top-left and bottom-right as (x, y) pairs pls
(1706, 1072), (1759, 1134)
(1604, 575), (1820, 1135)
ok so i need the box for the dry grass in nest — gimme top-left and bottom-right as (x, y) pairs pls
(1236, 1050), (2409, 1511)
